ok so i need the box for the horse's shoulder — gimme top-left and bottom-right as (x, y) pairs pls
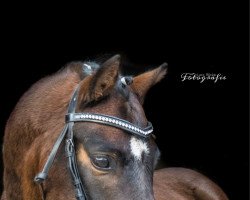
(153, 167), (228, 200)
(154, 167), (208, 180)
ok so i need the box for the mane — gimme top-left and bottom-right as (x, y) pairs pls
(82, 61), (100, 75)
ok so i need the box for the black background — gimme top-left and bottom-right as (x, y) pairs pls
(0, 2), (248, 199)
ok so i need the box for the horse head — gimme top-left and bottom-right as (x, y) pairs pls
(71, 55), (167, 200)
(3, 55), (228, 200)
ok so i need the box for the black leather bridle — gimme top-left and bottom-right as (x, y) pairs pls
(34, 85), (154, 200)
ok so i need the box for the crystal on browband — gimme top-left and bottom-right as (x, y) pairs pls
(65, 113), (153, 138)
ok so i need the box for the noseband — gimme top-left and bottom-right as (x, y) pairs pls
(34, 84), (154, 200)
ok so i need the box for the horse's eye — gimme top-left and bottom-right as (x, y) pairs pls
(91, 155), (111, 170)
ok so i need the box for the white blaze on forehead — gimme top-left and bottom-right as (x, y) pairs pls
(129, 137), (149, 161)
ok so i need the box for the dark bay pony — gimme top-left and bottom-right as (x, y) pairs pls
(2, 55), (228, 200)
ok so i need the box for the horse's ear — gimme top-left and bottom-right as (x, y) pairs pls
(131, 63), (167, 104)
(78, 55), (120, 105)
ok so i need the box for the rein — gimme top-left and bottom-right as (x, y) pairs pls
(34, 84), (154, 200)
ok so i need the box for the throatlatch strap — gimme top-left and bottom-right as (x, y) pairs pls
(34, 124), (69, 183)
(34, 86), (79, 182)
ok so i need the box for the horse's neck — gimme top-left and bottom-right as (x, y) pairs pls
(7, 65), (83, 142)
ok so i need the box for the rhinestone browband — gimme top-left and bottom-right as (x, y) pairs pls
(65, 113), (153, 138)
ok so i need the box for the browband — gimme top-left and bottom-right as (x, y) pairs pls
(65, 113), (153, 138)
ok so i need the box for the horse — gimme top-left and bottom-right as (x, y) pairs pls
(1, 55), (228, 200)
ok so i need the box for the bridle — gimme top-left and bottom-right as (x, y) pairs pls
(34, 83), (154, 200)
(34, 83), (154, 199)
